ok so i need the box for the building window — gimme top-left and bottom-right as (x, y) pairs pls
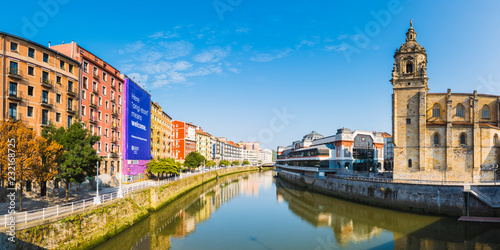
(56, 94), (61, 103)
(82, 106), (86, 117)
(56, 112), (61, 122)
(105, 143), (109, 153)
(42, 90), (49, 103)
(28, 48), (35, 58)
(42, 109), (49, 125)
(103, 72), (107, 82)
(105, 114), (109, 123)
(98, 126), (102, 136)
(460, 133), (466, 145)
(43, 53), (49, 63)
(28, 66), (34, 76)
(82, 90), (86, 100)
(406, 118), (411, 124)
(98, 111), (102, 121)
(56, 76), (61, 85)
(456, 104), (464, 118)
(83, 77), (88, 89)
(9, 103), (17, 120)
(99, 97), (102, 106)
(433, 133), (440, 145)
(97, 142), (101, 152)
(406, 62), (413, 73)
(105, 100), (109, 109)
(69, 64), (73, 73)
(28, 86), (34, 96)
(10, 42), (18, 52)
(93, 67), (98, 77)
(60, 60), (65, 70)
(408, 159), (412, 168)
(102, 86), (106, 96)
(27, 106), (33, 117)
(482, 105), (490, 119)
(9, 82), (17, 96)
(83, 61), (88, 73)
(432, 104), (441, 118)
(67, 116), (73, 127)
(105, 128), (109, 137)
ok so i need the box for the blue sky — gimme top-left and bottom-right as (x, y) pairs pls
(3, 0), (500, 149)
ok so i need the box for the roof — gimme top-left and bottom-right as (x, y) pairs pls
(0, 31), (80, 65)
(381, 132), (392, 138)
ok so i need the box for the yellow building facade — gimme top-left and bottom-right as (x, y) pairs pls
(151, 101), (172, 159)
(0, 32), (79, 135)
(392, 22), (500, 182)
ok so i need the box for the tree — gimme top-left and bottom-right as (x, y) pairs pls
(147, 158), (181, 180)
(0, 120), (37, 210)
(219, 160), (229, 167)
(242, 160), (250, 166)
(42, 121), (101, 202)
(184, 151), (205, 169)
(231, 160), (240, 166)
(206, 160), (216, 167)
(29, 137), (63, 196)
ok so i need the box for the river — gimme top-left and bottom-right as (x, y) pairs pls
(94, 170), (500, 249)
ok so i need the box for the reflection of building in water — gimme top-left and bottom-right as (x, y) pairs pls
(276, 180), (384, 245)
(242, 174), (260, 197)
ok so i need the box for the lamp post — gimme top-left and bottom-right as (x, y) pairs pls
(117, 153), (123, 198)
(94, 161), (101, 205)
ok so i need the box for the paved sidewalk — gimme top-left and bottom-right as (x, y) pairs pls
(0, 180), (155, 214)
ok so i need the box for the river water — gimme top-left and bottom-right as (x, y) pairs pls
(95, 170), (500, 249)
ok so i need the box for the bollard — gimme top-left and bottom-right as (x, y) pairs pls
(72, 202), (74, 213)
(83, 200), (85, 210)
(43, 208), (45, 220)
(57, 205), (59, 217)
(25, 212), (27, 224)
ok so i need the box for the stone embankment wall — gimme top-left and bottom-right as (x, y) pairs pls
(0, 167), (259, 250)
(278, 171), (500, 217)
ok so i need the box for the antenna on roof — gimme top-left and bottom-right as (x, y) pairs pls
(48, 41), (51, 47)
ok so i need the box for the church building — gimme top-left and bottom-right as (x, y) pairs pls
(392, 21), (500, 182)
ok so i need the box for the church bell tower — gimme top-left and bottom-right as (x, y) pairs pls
(391, 20), (428, 176)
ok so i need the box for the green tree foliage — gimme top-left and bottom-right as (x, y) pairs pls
(147, 158), (181, 180)
(206, 160), (216, 167)
(219, 160), (230, 167)
(242, 160), (250, 166)
(184, 151), (206, 169)
(42, 121), (101, 202)
(231, 160), (240, 166)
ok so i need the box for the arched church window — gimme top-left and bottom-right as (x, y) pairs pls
(482, 105), (490, 119)
(432, 104), (441, 118)
(494, 134), (499, 147)
(433, 133), (440, 145)
(460, 133), (466, 145)
(456, 104), (465, 118)
(406, 62), (413, 73)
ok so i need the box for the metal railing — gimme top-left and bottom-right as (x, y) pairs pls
(2, 176), (177, 228)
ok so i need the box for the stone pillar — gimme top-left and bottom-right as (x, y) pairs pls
(446, 89), (453, 172)
(472, 91), (481, 182)
(418, 91), (427, 171)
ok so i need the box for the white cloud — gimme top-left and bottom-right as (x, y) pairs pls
(160, 40), (194, 60)
(300, 40), (316, 47)
(250, 49), (292, 63)
(324, 44), (348, 52)
(236, 27), (250, 33)
(193, 47), (230, 63)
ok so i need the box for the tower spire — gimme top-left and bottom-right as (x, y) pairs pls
(410, 19), (413, 28)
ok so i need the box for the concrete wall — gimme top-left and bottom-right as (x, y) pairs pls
(278, 171), (500, 217)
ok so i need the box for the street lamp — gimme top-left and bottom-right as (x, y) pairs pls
(117, 153), (123, 198)
(94, 161), (101, 205)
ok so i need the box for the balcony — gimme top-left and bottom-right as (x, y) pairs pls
(110, 83), (116, 90)
(67, 86), (77, 97)
(8, 112), (22, 122)
(7, 68), (23, 80)
(111, 137), (118, 144)
(89, 101), (97, 109)
(92, 88), (99, 95)
(111, 98), (116, 103)
(93, 72), (99, 80)
(41, 78), (53, 89)
(110, 151), (118, 158)
(111, 122), (118, 130)
(66, 104), (77, 114)
(111, 109), (118, 117)
(6, 90), (24, 102)
(40, 97), (54, 108)
(89, 116), (97, 124)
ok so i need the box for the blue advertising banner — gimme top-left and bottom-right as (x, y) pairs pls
(123, 78), (151, 160)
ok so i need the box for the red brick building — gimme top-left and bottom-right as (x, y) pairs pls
(172, 120), (197, 160)
(51, 43), (123, 176)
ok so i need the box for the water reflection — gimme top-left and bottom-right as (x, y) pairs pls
(95, 172), (264, 250)
(275, 178), (500, 249)
(95, 171), (500, 250)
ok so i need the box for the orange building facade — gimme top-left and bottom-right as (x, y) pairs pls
(0, 32), (80, 135)
(172, 121), (197, 161)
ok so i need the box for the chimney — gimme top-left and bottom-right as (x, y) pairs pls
(48, 41), (51, 47)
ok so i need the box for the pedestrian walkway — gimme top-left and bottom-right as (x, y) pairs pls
(0, 179), (154, 214)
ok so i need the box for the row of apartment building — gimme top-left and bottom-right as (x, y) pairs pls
(0, 31), (274, 180)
